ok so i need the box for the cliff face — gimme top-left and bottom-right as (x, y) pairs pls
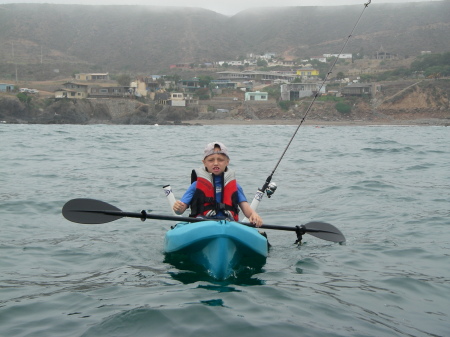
(301, 79), (450, 123)
(0, 96), (33, 120)
(379, 80), (449, 111)
(1, 79), (449, 125)
(0, 96), (194, 124)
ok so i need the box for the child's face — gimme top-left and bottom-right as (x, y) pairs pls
(203, 153), (229, 175)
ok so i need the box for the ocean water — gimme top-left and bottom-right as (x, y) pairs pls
(1, 124), (449, 337)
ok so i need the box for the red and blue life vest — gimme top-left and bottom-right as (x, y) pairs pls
(189, 167), (240, 221)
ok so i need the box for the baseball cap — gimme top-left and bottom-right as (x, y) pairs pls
(203, 141), (229, 159)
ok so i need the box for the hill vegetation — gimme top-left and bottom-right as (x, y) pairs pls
(358, 52), (450, 82)
(0, 2), (449, 80)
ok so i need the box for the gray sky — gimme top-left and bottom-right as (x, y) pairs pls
(0, 0), (443, 15)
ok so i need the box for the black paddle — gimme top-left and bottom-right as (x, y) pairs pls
(62, 198), (346, 243)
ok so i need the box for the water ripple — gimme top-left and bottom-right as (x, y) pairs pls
(1, 125), (449, 337)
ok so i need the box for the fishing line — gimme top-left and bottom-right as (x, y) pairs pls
(248, 1), (372, 210)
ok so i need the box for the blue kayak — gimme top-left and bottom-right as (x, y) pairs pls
(164, 220), (268, 280)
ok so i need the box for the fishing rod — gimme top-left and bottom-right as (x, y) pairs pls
(245, 1), (372, 214)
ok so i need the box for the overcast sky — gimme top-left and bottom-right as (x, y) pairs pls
(0, 0), (443, 15)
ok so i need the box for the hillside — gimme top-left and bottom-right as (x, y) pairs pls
(0, 2), (449, 80)
(231, 2), (450, 60)
(1, 78), (449, 125)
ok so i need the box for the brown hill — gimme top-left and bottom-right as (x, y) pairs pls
(0, 2), (449, 79)
(231, 2), (450, 59)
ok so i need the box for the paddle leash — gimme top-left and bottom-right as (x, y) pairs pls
(245, 0), (372, 215)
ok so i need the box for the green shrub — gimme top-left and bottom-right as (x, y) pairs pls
(262, 85), (281, 100)
(196, 88), (210, 100)
(17, 92), (31, 104)
(278, 100), (294, 111)
(335, 102), (351, 114)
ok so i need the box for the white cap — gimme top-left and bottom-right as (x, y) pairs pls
(203, 141), (229, 159)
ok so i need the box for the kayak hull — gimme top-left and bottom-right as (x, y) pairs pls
(164, 220), (268, 280)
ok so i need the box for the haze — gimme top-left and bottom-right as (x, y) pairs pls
(0, 0), (443, 15)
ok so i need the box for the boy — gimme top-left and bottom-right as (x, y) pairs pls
(173, 141), (263, 227)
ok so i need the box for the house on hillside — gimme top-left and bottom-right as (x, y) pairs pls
(54, 89), (88, 99)
(143, 77), (161, 92)
(245, 91), (268, 101)
(155, 92), (170, 105)
(0, 83), (14, 92)
(170, 93), (186, 106)
(280, 83), (326, 101)
(341, 83), (374, 96)
(260, 53), (276, 60)
(296, 68), (319, 78)
(178, 78), (201, 92)
(89, 86), (131, 98)
(281, 60), (296, 66)
(156, 92), (197, 106)
(62, 82), (89, 92)
(217, 60), (257, 67)
(217, 71), (254, 81)
(323, 54), (352, 59)
(211, 79), (238, 89)
(217, 70), (296, 84)
(310, 56), (327, 63)
(131, 78), (148, 97)
(75, 73), (110, 81)
(373, 46), (398, 60)
(54, 82), (89, 99)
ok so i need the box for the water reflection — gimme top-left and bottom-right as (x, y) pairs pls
(164, 254), (265, 286)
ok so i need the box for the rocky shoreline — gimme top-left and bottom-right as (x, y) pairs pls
(1, 81), (449, 126)
(188, 118), (450, 126)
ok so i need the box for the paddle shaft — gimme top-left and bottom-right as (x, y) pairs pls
(62, 198), (346, 243)
(86, 209), (206, 223)
(81, 209), (335, 234)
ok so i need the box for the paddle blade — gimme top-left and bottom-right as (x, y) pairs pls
(303, 221), (346, 243)
(62, 198), (124, 224)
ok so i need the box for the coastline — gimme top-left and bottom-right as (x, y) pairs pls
(188, 118), (450, 127)
(2, 118), (448, 127)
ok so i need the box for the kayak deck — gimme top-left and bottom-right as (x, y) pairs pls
(164, 220), (268, 280)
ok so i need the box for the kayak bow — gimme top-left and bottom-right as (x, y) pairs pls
(164, 220), (267, 280)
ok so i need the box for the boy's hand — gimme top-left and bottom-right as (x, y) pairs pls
(173, 200), (187, 215)
(248, 213), (263, 227)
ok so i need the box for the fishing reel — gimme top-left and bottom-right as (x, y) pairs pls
(265, 182), (277, 198)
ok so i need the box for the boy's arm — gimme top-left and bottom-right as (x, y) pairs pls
(239, 201), (263, 227)
(173, 182), (196, 215)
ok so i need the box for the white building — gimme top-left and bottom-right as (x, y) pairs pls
(245, 91), (268, 101)
(280, 83), (326, 101)
(323, 54), (352, 59)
